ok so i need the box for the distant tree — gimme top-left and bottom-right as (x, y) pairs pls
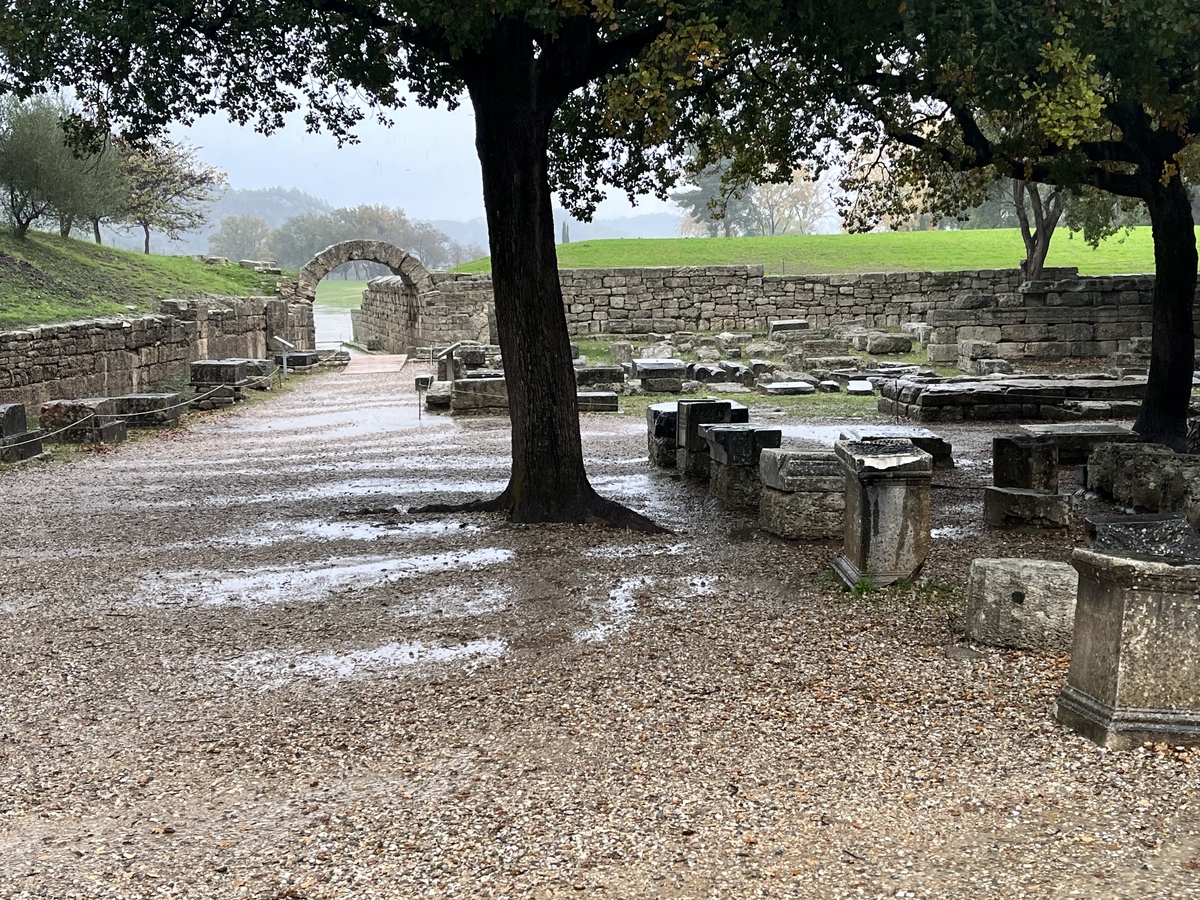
(209, 186), (332, 229)
(118, 139), (226, 254)
(0, 96), (70, 237)
(269, 212), (336, 272)
(408, 221), (454, 269)
(747, 167), (834, 236)
(208, 213), (272, 261)
(670, 160), (757, 237)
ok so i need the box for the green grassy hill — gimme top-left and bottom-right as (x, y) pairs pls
(456, 226), (1171, 276)
(0, 230), (284, 328)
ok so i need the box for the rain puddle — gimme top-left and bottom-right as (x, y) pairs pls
(213, 520), (481, 548)
(585, 541), (692, 560)
(932, 524), (979, 540)
(146, 548), (514, 607)
(233, 637), (506, 686)
(575, 576), (653, 643)
(392, 585), (512, 619)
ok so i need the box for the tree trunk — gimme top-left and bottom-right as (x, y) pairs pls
(92, 218), (102, 244)
(432, 41), (659, 531)
(1135, 176), (1198, 450)
(142, 223), (151, 254)
(1014, 180), (1061, 279)
(58, 215), (73, 238)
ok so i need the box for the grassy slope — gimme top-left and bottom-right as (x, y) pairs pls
(456, 226), (1173, 276)
(0, 230), (284, 328)
(314, 280), (370, 309)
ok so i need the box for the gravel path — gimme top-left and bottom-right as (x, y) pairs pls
(1, 366), (1197, 900)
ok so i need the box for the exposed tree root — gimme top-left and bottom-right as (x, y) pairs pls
(409, 485), (668, 534)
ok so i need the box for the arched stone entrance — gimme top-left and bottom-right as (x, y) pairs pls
(294, 239), (434, 302)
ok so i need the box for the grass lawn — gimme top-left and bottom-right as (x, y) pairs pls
(314, 280), (370, 309)
(456, 225), (1174, 276)
(0, 230), (283, 328)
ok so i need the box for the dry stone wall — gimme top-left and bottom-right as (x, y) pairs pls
(926, 274), (1199, 365)
(354, 273), (492, 353)
(0, 297), (314, 409)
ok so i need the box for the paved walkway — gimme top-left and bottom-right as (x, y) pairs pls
(343, 353), (408, 375)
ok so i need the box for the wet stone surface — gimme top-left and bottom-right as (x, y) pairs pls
(0, 366), (1198, 899)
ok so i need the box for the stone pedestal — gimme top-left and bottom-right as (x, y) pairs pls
(1054, 549), (1200, 749)
(841, 427), (954, 469)
(833, 438), (932, 587)
(114, 393), (183, 426)
(577, 391), (619, 412)
(0, 402), (42, 462)
(703, 424), (782, 509)
(993, 434), (1058, 491)
(983, 486), (1072, 528)
(965, 558), (1078, 651)
(450, 377), (508, 414)
(757, 450), (846, 539)
(647, 402), (679, 467)
(1020, 423), (1137, 465)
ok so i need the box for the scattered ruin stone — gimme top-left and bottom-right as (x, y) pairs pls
(993, 434), (1058, 491)
(901, 322), (932, 344)
(38, 398), (123, 441)
(703, 424), (783, 509)
(818, 381), (841, 393)
(1020, 423), (1137, 465)
(1086, 513), (1200, 557)
(768, 320), (810, 337)
(191, 359), (249, 387)
(757, 449), (845, 540)
(677, 399), (738, 478)
(759, 381), (816, 396)
(841, 427), (953, 469)
(965, 558), (1078, 652)
(576, 392), (619, 413)
(0, 403), (42, 462)
(688, 363), (727, 384)
(744, 341), (787, 357)
(679, 380), (702, 394)
(450, 376), (508, 414)
(575, 366), (625, 388)
(113, 393), (183, 426)
(846, 380), (875, 396)
(748, 359), (778, 376)
(609, 341), (634, 366)
(802, 356), (862, 371)
(974, 358), (1015, 376)
(832, 438), (933, 587)
(424, 381), (452, 410)
(714, 332), (755, 352)
(1055, 549), (1200, 749)
(274, 350), (320, 369)
(865, 333), (913, 355)
(696, 347), (722, 362)
(983, 486), (1072, 528)
(878, 374), (1147, 422)
(1086, 442), (1200, 515)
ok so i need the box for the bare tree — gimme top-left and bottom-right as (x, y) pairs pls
(1012, 180), (1062, 279)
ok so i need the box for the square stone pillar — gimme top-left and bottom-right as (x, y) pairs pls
(993, 434), (1058, 491)
(833, 438), (933, 588)
(646, 402), (678, 467)
(1054, 549), (1200, 749)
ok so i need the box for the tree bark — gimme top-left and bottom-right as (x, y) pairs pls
(58, 215), (73, 238)
(1135, 176), (1198, 450)
(1013, 180), (1061, 279)
(92, 217), (102, 244)
(143, 223), (151, 254)
(417, 31), (661, 531)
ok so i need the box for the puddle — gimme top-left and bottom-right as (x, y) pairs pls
(233, 638), (506, 686)
(585, 541), (692, 560)
(146, 548), (514, 607)
(394, 585), (512, 619)
(213, 520), (481, 548)
(575, 576), (653, 643)
(932, 525), (979, 539)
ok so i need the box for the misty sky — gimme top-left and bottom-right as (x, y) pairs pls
(173, 99), (679, 223)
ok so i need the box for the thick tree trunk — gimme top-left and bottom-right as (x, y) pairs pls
(142, 224), (151, 254)
(418, 43), (660, 531)
(92, 218), (102, 244)
(1135, 177), (1198, 450)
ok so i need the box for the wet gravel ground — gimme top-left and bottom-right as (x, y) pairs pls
(1, 365), (1198, 900)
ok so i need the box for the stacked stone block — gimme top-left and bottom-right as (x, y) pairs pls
(0, 403), (42, 462)
(984, 434), (1071, 528)
(39, 398), (127, 444)
(702, 424), (782, 509)
(758, 449), (846, 539)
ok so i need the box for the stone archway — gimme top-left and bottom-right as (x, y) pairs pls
(294, 239), (434, 302)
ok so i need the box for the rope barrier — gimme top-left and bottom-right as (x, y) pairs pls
(2, 369), (284, 452)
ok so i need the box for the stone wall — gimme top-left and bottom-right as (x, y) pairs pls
(558, 266), (1074, 335)
(0, 297), (315, 409)
(349, 264), (1085, 347)
(354, 273), (491, 353)
(925, 274), (1199, 367)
